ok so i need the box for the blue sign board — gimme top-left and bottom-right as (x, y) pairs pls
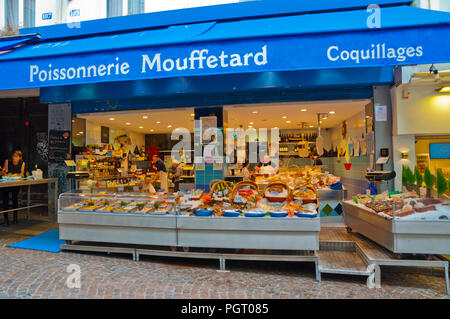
(70, 9), (80, 17)
(430, 143), (450, 159)
(42, 12), (52, 20)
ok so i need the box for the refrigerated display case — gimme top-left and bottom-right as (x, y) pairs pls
(343, 194), (450, 255)
(58, 192), (178, 246)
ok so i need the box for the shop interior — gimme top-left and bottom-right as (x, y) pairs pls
(415, 136), (450, 180)
(71, 99), (374, 197)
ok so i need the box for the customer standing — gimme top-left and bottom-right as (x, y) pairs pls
(1, 150), (25, 226)
(151, 154), (168, 193)
(170, 160), (183, 193)
(241, 160), (253, 181)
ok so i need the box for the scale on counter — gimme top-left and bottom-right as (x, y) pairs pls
(66, 171), (90, 179)
(65, 160), (90, 190)
(365, 148), (396, 182)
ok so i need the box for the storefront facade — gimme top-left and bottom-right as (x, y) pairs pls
(0, 0), (449, 212)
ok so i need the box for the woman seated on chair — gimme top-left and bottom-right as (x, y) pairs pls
(1, 150), (25, 226)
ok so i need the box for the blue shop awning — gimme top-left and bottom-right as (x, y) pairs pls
(0, 5), (449, 90)
(0, 34), (39, 55)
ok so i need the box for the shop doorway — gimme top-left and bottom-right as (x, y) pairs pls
(224, 99), (374, 198)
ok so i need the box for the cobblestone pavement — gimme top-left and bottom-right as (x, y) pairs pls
(0, 216), (449, 299)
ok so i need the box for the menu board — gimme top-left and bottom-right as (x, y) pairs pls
(49, 130), (71, 163)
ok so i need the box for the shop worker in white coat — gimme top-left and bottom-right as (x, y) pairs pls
(151, 154), (168, 193)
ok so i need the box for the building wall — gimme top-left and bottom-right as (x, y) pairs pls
(392, 134), (416, 191)
(2, 0), (449, 31)
(414, 0), (450, 11)
(1, 0), (245, 30)
(0, 0), (4, 30)
(392, 84), (450, 136)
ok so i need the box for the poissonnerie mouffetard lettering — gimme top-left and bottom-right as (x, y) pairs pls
(29, 46), (268, 83)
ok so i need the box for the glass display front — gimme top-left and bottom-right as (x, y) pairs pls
(59, 191), (178, 215)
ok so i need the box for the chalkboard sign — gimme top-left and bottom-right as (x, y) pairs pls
(101, 126), (109, 144)
(49, 130), (71, 163)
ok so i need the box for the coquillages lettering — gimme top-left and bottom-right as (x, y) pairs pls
(29, 46), (268, 83)
(327, 43), (423, 63)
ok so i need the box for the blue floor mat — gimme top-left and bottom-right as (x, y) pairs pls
(8, 229), (65, 253)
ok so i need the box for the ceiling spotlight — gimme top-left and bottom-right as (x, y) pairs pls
(249, 122), (254, 125)
(109, 118), (115, 121)
(79, 132), (84, 134)
(286, 120), (292, 124)
(168, 125), (172, 128)
(139, 126), (144, 129)
(142, 116), (148, 119)
(282, 116), (287, 119)
(150, 129), (154, 132)
(248, 125), (253, 128)
(191, 114), (195, 117)
(252, 111), (258, 114)
(156, 121), (161, 124)
(329, 111), (335, 114)
(301, 109), (307, 112)
(126, 122), (131, 125)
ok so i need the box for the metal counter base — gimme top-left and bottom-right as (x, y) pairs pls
(58, 211), (321, 281)
(59, 211), (320, 251)
(177, 215), (320, 251)
(343, 201), (450, 255)
(60, 242), (320, 282)
(58, 211), (178, 246)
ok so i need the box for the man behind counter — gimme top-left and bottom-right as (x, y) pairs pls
(310, 153), (323, 166)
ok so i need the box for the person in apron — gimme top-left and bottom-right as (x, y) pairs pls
(1, 150), (25, 226)
(151, 154), (168, 193)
